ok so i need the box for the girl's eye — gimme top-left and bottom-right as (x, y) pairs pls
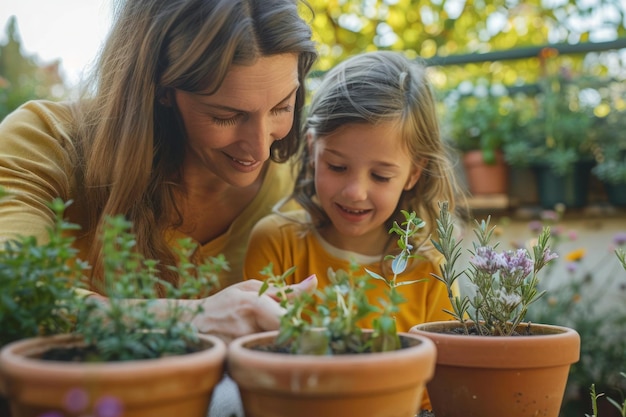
(372, 173), (391, 182)
(327, 163), (345, 172)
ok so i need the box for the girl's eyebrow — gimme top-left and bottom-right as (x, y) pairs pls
(323, 148), (401, 169)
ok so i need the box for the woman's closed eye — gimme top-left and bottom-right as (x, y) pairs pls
(212, 114), (242, 126)
(271, 105), (293, 116)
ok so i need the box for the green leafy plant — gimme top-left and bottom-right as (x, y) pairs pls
(0, 187), (226, 361)
(0, 192), (88, 347)
(503, 63), (594, 176)
(70, 215), (226, 361)
(444, 81), (517, 164)
(430, 201), (558, 336)
(587, 373), (626, 417)
(259, 210), (426, 354)
(592, 139), (626, 185)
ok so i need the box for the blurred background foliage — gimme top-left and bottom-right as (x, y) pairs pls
(0, 16), (67, 121)
(2, 0), (625, 121)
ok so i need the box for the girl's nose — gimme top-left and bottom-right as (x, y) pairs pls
(341, 175), (368, 202)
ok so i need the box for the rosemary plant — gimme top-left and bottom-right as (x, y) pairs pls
(431, 201), (558, 336)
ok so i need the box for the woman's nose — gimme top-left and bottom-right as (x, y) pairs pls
(241, 118), (274, 162)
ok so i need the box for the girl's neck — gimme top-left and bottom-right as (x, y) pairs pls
(317, 224), (388, 257)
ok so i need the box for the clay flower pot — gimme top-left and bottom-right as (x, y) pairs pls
(462, 149), (509, 195)
(409, 321), (580, 417)
(227, 330), (436, 417)
(0, 333), (227, 417)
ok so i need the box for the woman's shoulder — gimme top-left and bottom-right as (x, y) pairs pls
(1, 100), (77, 145)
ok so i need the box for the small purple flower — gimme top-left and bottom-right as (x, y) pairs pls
(613, 232), (626, 246)
(542, 248), (559, 263)
(95, 396), (123, 417)
(540, 210), (559, 221)
(64, 387), (89, 413)
(528, 220), (543, 233)
(471, 246), (506, 275)
(566, 262), (578, 273)
(500, 249), (533, 283)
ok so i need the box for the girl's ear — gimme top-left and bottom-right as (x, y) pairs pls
(404, 160), (426, 190)
(157, 88), (174, 107)
(306, 131), (316, 165)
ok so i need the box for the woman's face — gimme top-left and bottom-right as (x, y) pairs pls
(174, 54), (300, 188)
(311, 121), (422, 254)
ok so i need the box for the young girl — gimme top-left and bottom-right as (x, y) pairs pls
(244, 49), (467, 321)
(243, 49), (465, 409)
(244, 50), (464, 340)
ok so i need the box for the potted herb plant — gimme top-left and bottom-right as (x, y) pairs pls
(409, 201), (581, 417)
(445, 81), (514, 195)
(0, 193), (89, 416)
(502, 64), (595, 209)
(227, 211), (437, 417)
(0, 198), (227, 417)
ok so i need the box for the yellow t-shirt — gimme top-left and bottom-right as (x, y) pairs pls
(244, 210), (454, 411)
(0, 100), (297, 290)
(244, 211), (454, 332)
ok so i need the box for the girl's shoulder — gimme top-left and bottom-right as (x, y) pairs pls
(252, 210), (314, 236)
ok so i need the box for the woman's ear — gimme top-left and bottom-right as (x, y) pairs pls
(404, 160), (426, 190)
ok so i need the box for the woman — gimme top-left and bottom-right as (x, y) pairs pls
(0, 0), (318, 343)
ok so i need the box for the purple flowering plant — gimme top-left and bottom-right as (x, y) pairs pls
(431, 202), (558, 336)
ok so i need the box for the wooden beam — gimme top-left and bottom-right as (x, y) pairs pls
(425, 38), (626, 67)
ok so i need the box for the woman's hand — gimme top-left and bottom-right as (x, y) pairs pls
(191, 275), (317, 344)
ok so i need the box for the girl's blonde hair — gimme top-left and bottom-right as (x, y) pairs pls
(71, 0), (318, 291)
(292, 51), (465, 254)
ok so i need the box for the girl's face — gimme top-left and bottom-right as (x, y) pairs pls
(174, 54), (300, 188)
(311, 121), (422, 254)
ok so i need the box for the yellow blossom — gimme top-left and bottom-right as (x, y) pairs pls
(565, 248), (585, 262)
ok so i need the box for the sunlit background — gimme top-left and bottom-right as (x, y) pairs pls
(0, 0), (113, 88)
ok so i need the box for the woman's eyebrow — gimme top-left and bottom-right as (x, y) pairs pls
(196, 85), (300, 111)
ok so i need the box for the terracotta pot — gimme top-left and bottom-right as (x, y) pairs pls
(409, 321), (580, 417)
(0, 333), (226, 417)
(227, 330), (436, 417)
(462, 150), (509, 195)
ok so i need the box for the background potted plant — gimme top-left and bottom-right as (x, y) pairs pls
(590, 106), (626, 207)
(227, 211), (437, 417)
(502, 61), (595, 209)
(444, 80), (515, 196)
(409, 201), (580, 417)
(0, 197), (227, 417)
